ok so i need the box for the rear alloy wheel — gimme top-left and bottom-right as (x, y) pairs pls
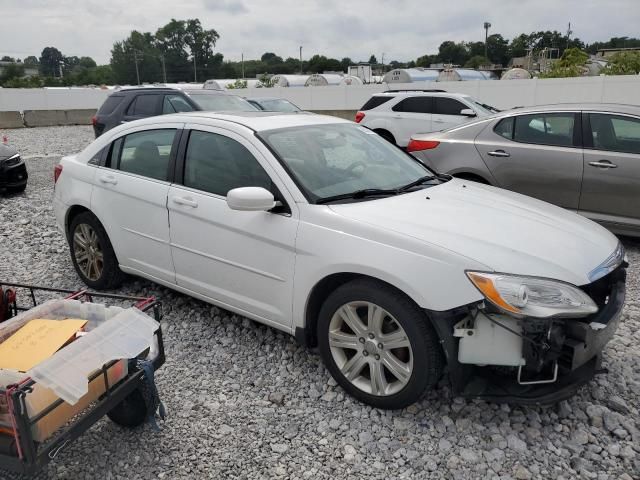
(73, 223), (104, 282)
(69, 212), (125, 290)
(318, 279), (444, 409)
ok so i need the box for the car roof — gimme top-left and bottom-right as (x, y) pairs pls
(373, 91), (470, 99)
(502, 103), (640, 116)
(126, 111), (350, 132)
(110, 86), (230, 96)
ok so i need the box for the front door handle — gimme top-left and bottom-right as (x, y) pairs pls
(98, 174), (117, 185)
(488, 150), (510, 158)
(172, 196), (198, 208)
(588, 160), (618, 169)
(433, 119), (445, 124)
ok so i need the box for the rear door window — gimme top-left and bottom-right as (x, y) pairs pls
(127, 95), (161, 117)
(513, 113), (576, 147)
(588, 113), (640, 154)
(392, 97), (433, 113)
(163, 94), (195, 114)
(113, 129), (176, 181)
(494, 117), (515, 139)
(360, 96), (393, 110)
(434, 98), (468, 116)
(98, 96), (123, 115)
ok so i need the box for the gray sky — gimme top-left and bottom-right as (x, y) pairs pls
(1, 0), (638, 64)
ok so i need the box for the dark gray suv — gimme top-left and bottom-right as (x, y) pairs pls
(92, 87), (258, 137)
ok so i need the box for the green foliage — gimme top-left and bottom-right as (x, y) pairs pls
(258, 74), (275, 87)
(586, 37), (640, 54)
(602, 51), (640, 75)
(539, 48), (589, 78)
(1, 56), (16, 62)
(225, 79), (248, 89)
(464, 56), (491, 68)
(39, 47), (64, 77)
(23, 56), (39, 65)
(368, 55), (377, 64)
(0, 63), (25, 84)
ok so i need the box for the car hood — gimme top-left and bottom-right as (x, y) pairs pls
(0, 143), (18, 160)
(328, 179), (619, 286)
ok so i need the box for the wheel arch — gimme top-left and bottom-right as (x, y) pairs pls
(299, 272), (426, 348)
(448, 169), (493, 185)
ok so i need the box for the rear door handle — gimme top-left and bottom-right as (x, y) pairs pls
(172, 196), (198, 208)
(98, 174), (117, 185)
(487, 150), (510, 158)
(588, 160), (618, 169)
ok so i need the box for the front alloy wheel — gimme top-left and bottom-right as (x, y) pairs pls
(328, 301), (413, 396)
(318, 279), (444, 409)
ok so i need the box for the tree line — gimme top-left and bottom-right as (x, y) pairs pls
(2, 19), (640, 87)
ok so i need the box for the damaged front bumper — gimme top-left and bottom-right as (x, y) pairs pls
(430, 266), (626, 404)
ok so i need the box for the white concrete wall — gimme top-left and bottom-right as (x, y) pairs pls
(1, 75), (640, 112)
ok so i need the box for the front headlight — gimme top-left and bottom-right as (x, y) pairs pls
(466, 272), (598, 318)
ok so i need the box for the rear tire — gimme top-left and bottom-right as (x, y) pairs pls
(69, 212), (125, 290)
(317, 279), (444, 409)
(107, 388), (148, 427)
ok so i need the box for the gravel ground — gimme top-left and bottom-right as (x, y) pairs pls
(0, 126), (638, 480)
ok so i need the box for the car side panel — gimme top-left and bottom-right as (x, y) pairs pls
(292, 205), (487, 330)
(53, 155), (97, 238)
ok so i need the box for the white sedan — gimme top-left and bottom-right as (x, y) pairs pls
(54, 111), (627, 408)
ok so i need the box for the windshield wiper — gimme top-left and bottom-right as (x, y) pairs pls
(316, 188), (399, 204)
(397, 175), (437, 192)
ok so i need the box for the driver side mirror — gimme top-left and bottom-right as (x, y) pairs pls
(460, 108), (477, 117)
(226, 187), (276, 211)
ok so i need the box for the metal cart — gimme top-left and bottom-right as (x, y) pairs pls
(0, 282), (165, 477)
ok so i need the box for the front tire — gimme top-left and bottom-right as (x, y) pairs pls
(317, 279), (444, 409)
(69, 212), (125, 290)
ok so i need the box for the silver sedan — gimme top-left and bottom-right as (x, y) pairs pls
(408, 103), (640, 237)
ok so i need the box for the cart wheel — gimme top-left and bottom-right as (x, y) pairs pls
(107, 388), (148, 428)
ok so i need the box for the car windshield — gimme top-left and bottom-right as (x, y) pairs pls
(259, 124), (437, 203)
(256, 99), (300, 112)
(188, 93), (258, 112)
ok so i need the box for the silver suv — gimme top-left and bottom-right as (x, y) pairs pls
(355, 90), (498, 147)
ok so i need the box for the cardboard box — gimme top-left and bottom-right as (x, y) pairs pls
(0, 359), (128, 443)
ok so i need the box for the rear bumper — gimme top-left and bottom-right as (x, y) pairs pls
(430, 269), (626, 404)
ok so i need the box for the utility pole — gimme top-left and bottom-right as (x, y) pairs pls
(58, 60), (64, 79)
(193, 54), (197, 82)
(484, 22), (491, 60)
(160, 55), (167, 83)
(566, 22), (573, 50)
(133, 50), (141, 85)
(299, 46), (303, 74)
(381, 53), (385, 74)
(241, 53), (245, 79)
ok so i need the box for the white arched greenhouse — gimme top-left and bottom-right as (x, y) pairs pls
(437, 68), (497, 82)
(382, 68), (440, 84)
(271, 74), (310, 87)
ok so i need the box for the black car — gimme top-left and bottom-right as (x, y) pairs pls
(0, 143), (27, 193)
(92, 87), (258, 137)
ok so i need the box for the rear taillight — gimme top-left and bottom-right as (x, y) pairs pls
(407, 139), (440, 152)
(54, 164), (63, 184)
(91, 115), (97, 126)
(355, 111), (365, 123)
